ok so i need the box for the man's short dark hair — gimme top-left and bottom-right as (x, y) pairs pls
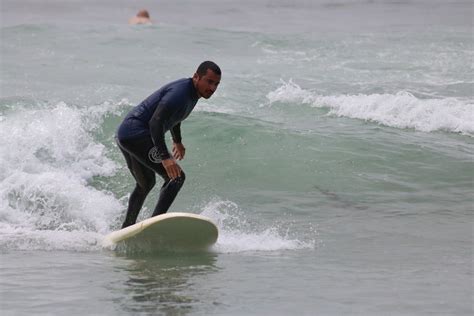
(196, 61), (221, 77)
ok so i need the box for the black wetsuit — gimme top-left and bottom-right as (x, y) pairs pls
(116, 78), (199, 228)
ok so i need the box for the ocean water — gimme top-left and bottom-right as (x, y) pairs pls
(1, 0), (473, 315)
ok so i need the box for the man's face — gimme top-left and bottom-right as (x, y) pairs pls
(193, 69), (221, 99)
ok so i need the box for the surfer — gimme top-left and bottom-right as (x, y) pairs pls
(116, 61), (221, 228)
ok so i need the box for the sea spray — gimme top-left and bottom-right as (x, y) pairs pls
(0, 100), (126, 251)
(200, 198), (316, 253)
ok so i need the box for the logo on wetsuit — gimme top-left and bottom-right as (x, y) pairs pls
(148, 147), (162, 163)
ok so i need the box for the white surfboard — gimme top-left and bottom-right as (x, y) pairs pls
(103, 212), (218, 253)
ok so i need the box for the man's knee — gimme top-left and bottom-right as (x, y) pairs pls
(173, 170), (186, 187)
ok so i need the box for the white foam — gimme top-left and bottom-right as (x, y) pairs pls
(0, 100), (127, 251)
(194, 93), (237, 115)
(200, 198), (316, 253)
(267, 80), (474, 136)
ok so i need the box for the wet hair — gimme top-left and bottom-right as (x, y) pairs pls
(137, 10), (150, 18)
(196, 61), (221, 77)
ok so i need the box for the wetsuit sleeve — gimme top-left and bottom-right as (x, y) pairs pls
(149, 104), (173, 160)
(170, 123), (182, 143)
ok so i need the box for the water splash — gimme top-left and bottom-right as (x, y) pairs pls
(0, 100), (126, 251)
(200, 198), (316, 253)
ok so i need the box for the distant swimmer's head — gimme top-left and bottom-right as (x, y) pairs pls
(129, 9), (152, 25)
(193, 61), (222, 99)
(137, 10), (150, 19)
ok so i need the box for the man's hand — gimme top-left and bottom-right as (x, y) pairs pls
(172, 142), (186, 161)
(162, 158), (182, 180)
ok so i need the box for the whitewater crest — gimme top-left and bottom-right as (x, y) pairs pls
(0, 100), (129, 251)
(266, 80), (473, 136)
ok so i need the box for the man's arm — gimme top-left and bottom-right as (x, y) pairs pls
(149, 103), (182, 179)
(170, 123), (185, 160)
(170, 123), (182, 144)
(149, 104), (173, 160)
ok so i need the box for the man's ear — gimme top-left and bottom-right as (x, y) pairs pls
(192, 72), (199, 81)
